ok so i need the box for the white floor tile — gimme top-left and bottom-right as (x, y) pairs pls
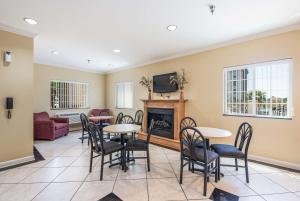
(72, 180), (114, 201)
(117, 164), (146, 180)
(262, 193), (300, 201)
(54, 166), (89, 182)
(264, 172), (300, 192)
(114, 179), (148, 201)
(0, 183), (47, 201)
(239, 195), (265, 201)
(236, 174), (288, 194)
(148, 178), (186, 201)
(213, 175), (257, 196)
(45, 156), (77, 167)
(147, 163), (176, 178)
(32, 182), (81, 201)
(21, 167), (65, 183)
(0, 168), (38, 183)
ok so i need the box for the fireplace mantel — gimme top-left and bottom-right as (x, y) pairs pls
(138, 99), (187, 150)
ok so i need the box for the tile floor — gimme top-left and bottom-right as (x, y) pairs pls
(0, 131), (299, 201)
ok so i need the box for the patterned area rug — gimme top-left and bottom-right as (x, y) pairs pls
(209, 188), (239, 201)
(98, 193), (123, 201)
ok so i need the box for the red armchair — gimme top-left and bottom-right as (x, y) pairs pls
(34, 112), (69, 140)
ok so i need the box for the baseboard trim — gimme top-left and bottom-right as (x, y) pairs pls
(0, 155), (35, 169)
(248, 154), (300, 171)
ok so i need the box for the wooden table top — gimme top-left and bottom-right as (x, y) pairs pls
(103, 124), (141, 133)
(89, 115), (113, 121)
(194, 127), (232, 138)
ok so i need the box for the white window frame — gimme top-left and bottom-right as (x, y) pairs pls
(223, 59), (293, 119)
(115, 81), (134, 109)
(50, 80), (89, 110)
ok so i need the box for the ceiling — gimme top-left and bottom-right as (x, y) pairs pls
(0, 0), (300, 73)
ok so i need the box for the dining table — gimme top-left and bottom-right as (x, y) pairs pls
(88, 115), (113, 127)
(103, 123), (141, 170)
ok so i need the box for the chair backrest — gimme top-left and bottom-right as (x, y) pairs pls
(121, 115), (134, 124)
(180, 117), (197, 130)
(180, 126), (208, 162)
(234, 122), (253, 154)
(34, 112), (50, 121)
(115, 112), (123, 124)
(80, 113), (89, 131)
(134, 110), (144, 126)
(146, 119), (156, 144)
(88, 123), (104, 153)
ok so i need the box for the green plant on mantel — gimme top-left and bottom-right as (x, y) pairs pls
(170, 69), (188, 101)
(139, 76), (152, 100)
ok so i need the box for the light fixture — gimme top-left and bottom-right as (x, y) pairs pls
(23, 18), (38, 25)
(209, 4), (216, 15)
(87, 59), (92, 63)
(113, 49), (121, 53)
(51, 50), (59, 55)
(167, 25), (177, 31)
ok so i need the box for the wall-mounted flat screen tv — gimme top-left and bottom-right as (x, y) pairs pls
(153, 72), (178, 93)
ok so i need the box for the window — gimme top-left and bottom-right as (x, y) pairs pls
(115, 81), (133, 109)
(50, 80), (88, 109)
(224, 59), (293, 119)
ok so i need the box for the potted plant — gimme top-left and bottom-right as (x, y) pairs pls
(170, 69), (188, 101)
(139, 76), (152, 100)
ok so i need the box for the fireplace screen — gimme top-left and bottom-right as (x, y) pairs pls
(147, 108), (174, 139)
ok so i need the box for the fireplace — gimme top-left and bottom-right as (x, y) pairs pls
(147, 108), (174, 139)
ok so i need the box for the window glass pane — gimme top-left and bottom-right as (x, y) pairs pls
(224, 59), (292, 118)
(116, 82), (133, 109)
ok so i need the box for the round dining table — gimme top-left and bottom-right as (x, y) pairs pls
(103, 124), (141, 170)
(194, 127), (232, 139)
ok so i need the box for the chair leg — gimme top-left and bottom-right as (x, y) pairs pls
(188, 158), (191, 171)
(100, 154), (104, 181)
(147, 149), (150, 172)
(245, 157), (249, 183)
(109, 154), (112, 165)
(89, 149), (93, 173)
(215, 159), (218, 183)
(203, 166), (207, 196)
(81, 130), (84, 144)
(179, 158), (183, 184)
(218, 157), (221, 180)
(192, 162), (194, 173)
(235, 158), (238, 171)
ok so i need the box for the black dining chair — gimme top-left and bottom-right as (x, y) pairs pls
(210, 122), (253, 183)
(88, 123), (125, 180)
(124, 119), (155, 172)
(80, 113), (89, 145)
(110, 114), (133, 143)
(179, 126), (219, 196)
(121, 115), (134, 124)
(115, 112), (123, 124)
(180, 117), (197, 130)
(134, 110), (144, 127)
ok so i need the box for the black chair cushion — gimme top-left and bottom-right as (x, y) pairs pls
(125, 139), (147, 150)
(184, 147), (219, 163)
(211, 144), (244, 158)
(110, 135), (130, 142)
(101, 141), (123, 154)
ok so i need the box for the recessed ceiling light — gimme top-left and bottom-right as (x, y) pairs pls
(23, 18), (38, 25)
(51, 50), (59, 55)
(167, 25), (177, 31)
(113, 49), (121, 53)
(87, 59), (92, 63)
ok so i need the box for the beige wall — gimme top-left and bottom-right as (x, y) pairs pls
(34, 63), (106, 117)
(0, 30), (34, 162)
(106, 29), (300, 165)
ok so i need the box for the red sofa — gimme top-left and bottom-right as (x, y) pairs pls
(34, 112), (69, 140)
(89, 109), (111, 124)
